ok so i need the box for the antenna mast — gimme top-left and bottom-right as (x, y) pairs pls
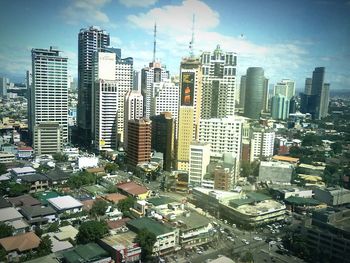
(189, 14), (195, 57)
(153, 22), (157, 62)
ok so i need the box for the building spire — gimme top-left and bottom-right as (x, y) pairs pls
(189, 14), (195, 58)
(153, 22), (157, 62)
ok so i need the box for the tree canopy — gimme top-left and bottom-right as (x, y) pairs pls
(37, 235), (52, 257)
(104, 163), (118, 174)
(302, 134), (322, 146)
(135, 228), (156, 261)
(52, 152), (68, 162)
(0, 223), (14, 238)
(67, 171), (96, 189)
(90, 199), (109, 217)
(0, 163), (6, 175)
(117, 196), (135, 213)
(76, 220), (108, 244)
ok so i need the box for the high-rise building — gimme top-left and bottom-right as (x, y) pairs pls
(198, 117), (243, 159)
(200, 45), (237, 118)
(30, 47), (68, 154)
(301, 67), (329, 120)
(0, 77), (8, 97)
(271, 94), (290, 120)
(141, 62), (169, 118)
(250, 127), (275, 161)
(243, 67), (268, 119)
(124, 90), (143, 148)
(77, 26), (109, 144)
(34, 122), (63, 155)
(176, 57), (202, 170)
(274, 79), (295, 99)
(126, 118), (152, 168)
(151, 112), (174, 172)
(151, 80), (179, 125)
(239, 75), (246, 109)
(304, 78), (312, 95)
(189, 142), (211, 187)
(320, 83), (330, 118)
(92, 49), (133, 150)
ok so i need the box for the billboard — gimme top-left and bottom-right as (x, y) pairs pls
(181, 72), (195, 106)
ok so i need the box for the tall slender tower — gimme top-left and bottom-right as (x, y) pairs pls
(176, 57), (202, 171)
(243, 67), (267, 119)
(77, 26), (109, 145)
(31, 47), (68, 154)
(124, 90), (143, 148)
(200, 45), (237, 118)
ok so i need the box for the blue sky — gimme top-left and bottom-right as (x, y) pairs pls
(0, 0), (349, 90)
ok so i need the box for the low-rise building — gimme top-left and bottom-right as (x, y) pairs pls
(300, 208), (350, 262)
(20, 205), (57, 226)
(298, 163), (325, 176)
(10, 167), (36, 177)
(18, 173), (49, 193)
(0, 232), (41, 261)
(101, 193), (128, 204)
(0, 151), (15, 163)
(54, 225), (79, 242)
(99, 232), (141, 263)
(127, 217), (177, 255)
(314, 187), (350, 206)
(269, 185), (313, 200)
(17, 147), (34, 159)
(44, 168), (70, 186)
(59, 243), (111, 263)
(0, 207), (26, 234)
(116, 181), (149, 200)
(258, 161), (294, 184)
(47, 195), (83, 214)
(8, 194), (41, 207)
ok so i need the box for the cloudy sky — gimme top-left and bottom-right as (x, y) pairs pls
(0, 0), (349, 90)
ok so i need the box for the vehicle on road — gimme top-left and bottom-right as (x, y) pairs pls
(253, 236), (262, 241)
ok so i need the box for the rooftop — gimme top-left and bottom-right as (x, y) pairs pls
(0, 196), (11, 209)
(127, 217), (174, 236)
(101, 232), (137, 249)
(272, 155), (299, 163)
(147, 196), (175, 207)
(48, 195), (83, 211)
(0, 232), (40, 252)
(102, 193), (127, 203)
(168, 210), (211, 230)
(54, 225), (79, 241)
(61, 243), (109, 263)
(0, 207), (23, 222)
(107, 218), (131, 230)
(229, 199), (286, 216)
(45, 169), (70, 182)
(20, 205), (56, 218)
(285, 196), (321, 206)
(8, 194), (41, 207)
(11, 166), (36, 175)
(117, 181), (149, 196)
(20, 173), (48, 182)
(35, 191), (61, 205)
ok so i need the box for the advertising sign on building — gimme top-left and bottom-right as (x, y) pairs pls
(181, 72), (194, 106)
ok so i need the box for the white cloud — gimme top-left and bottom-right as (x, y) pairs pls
(126, 0), (308, 85)
(119, 0), (158, 8)
(61, 0), (112, 25)
(110, 36), (122, 47)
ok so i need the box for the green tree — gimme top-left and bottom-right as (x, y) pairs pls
(302, 134), (322, 146)
(90, 199), (108, 217)
(135, 229), (156, 261)
(35, 226), (43, 237)
(36, 164), (51, 174)
(241, 251), (254, 262)
(0, 223), (14, 238)
(104, 163), (118, 174)
(47, 221), (60, 233)
(37, 235), (52, 256)
(67, 171), (96, 189)
(240, 161), (252, 177)
(52, 152), (68, 162)
(76, 220), (108, 244)
(0, 246), (6, 262)
(330, 142), (342, 154)
(117, 197), (135, 213)
(7, 183), (30, 197)
(0, 163), (6, 175)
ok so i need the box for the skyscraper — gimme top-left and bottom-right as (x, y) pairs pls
(304, 78), (312, 95)
(141, 62), (169, 118)
(92, 49), (133, 150)
(200, 45), (237, 118)
(243, 67), (267, 119)
(239, 75), (246, 109)
(124, 90), (143, 148)
(151, 112), (174, 172)
(151, 80), (179, 125)
(126, 118), (152, 168)
(271, 94), (290, 120)
(274, 79), (295, 99)
(189, 142), (211, 187)
(320, 83), (330, 118)
(30, 47), (68, 154)
(176, 57), (202, 170)
(250, 127), (275, 162)
(77, 26), (109, 144)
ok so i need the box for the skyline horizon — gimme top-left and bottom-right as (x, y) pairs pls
(0, 0), (349, 90)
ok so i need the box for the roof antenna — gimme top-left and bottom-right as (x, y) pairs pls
(189, 14), (195, 58)
(153, 22), (157, 62)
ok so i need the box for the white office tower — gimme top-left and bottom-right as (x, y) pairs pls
(31, 47), (68, 154)
(151, 80), (179, 124)
(141, 61), (169, 118)
(198, 117), (243, 158)
(271, 94), (290, 120)
(92, 49), (133, 150)
(273, 79), (295, 99)
(124, 90), (143, 148)
(250, 127), (275, 161)
(189, 142), (211, 187)
(200, 45), (237, 119)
